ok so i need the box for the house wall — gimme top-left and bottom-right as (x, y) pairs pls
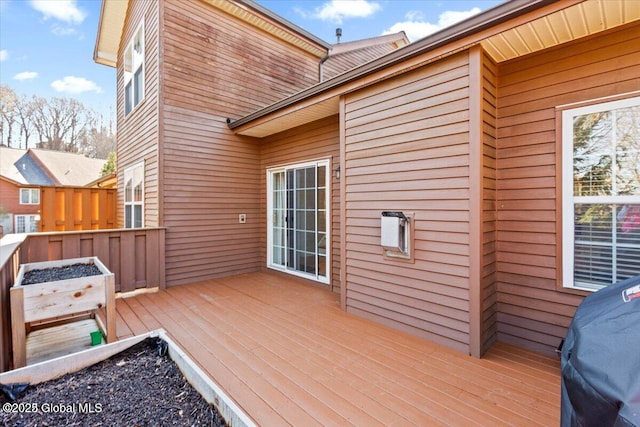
(495, 22), (640, 355)
(116, 0), (160, 228)
(159, 0), (325, 285)
(342, 52), (473, 354)
(259, 115), (341, 292)
(481, 50), (498, 354)
(0, 180), (40, 234)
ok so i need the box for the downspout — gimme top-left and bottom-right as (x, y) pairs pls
(318, 50), (330, 82)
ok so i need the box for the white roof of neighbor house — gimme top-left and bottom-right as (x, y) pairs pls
(0, 146), (30, 185)
(30, 149), (106, 186)
(0, 147), (107, 187)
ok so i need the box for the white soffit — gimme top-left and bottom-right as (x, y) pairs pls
(205, 0), (327, 58)
(239, 97), (340, 138)
(94, 0), (129, 67)
(483, 0), (640, 62)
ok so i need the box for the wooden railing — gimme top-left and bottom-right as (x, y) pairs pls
(39, 186), (117, 232)
(0, 228), (165, 372)
(0, 235), (24, 374)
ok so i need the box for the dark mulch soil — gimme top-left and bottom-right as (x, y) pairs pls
(0, 338), (227, 427)
(21, 263), (103, 285)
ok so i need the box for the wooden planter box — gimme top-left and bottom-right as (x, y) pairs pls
(10, 257), (116, 369)
(0, 330), (255, 427)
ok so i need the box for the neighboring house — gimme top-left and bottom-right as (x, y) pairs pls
(0, 147), (106, 234)
(95, 0), (640, 357)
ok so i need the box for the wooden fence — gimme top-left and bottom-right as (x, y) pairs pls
(39, 186), (116, 232)
(0, 228), (165, 372)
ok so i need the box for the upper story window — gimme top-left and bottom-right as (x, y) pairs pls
(124, 162), (144, 229)
(562, 96), (640, 291)
(20, 188), (40, 205)
(124, 22), (144, 116)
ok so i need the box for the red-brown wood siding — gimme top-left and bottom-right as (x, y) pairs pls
(495, 22), (640, 355)
(481, 50), (498, 354)
(0, 180), (40, 234)
(259, 116), (341, 292)
(159, 0), (324, 286)
(343, 52), (472, 354)
(116, 0), (160, 228)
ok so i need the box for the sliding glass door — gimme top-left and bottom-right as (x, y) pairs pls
(268, 160), (329, 283)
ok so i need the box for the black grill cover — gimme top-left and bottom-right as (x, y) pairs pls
(561, 274), (640, 427)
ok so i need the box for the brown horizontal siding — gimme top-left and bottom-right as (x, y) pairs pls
(495, 22), (640, 355)
(162, 0), (319, 118)
(158, 0), (326, 286)
(343, 52), (472, 354)
(161, 106), (261, 286)
(323, 42), (401, 81)
(116, 0), (160, 228)
(260, 116), (341, 292)
(481, 49), (498, 354)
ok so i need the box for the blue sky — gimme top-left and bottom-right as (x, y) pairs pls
(0, 0), (502, 122)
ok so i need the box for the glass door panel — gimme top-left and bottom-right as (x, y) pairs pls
(268, 162), (329, 282)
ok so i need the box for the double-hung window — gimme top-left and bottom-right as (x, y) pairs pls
(124, 23), (144, 116)
(124, 163), (144, 228)
(19, 188), (40, 205)
(562, 96), (640, 290)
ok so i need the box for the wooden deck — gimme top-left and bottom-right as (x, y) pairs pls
(115, 272), (560, 426)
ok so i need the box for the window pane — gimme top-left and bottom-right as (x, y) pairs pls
(318, 165), (326, 188)
(31, 189), (39, 204)
(295, 168), (305, 189)
(574, 243), (612, 287)
(575, 204), (612, 244)
(16, 216), (25, 233)
(617, 204), (640, 281)
(28, 216), (38, 232)
(306, 167), (315, 188)
(133, 166), (143, 202)
(134, 205), (142, 228)
(20, 189), (29, 204)
(134, 67), (143, 106)
(125, 81), (132, 116)
(615, 106), (640, 195)
(125, 205), (132, 228)
(124, 176), (133, 202)
(573, 111), (612, 196)
(318, 255), (326, 277)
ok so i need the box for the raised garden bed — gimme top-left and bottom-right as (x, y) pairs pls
(10, 257), (116, 368)
(0, 330), (254, 427)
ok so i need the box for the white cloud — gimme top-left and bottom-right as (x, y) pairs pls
(306, 0), (381, 24)
(14, 71), (39, 81)
(0, 50), (7, 62)
(30, 0), (87, 24)
(52, 24), (80, 37)
(51, 76), (103, 94)
(383, 7), (481, 42)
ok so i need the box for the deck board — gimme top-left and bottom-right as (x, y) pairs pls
(116, 272), (561, 426)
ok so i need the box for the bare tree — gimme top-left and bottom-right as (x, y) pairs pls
(0, 86), (113, 156)
(0, 85), (18, 147)
(14, 94), (36, 149)
(32, 96), (96, 153)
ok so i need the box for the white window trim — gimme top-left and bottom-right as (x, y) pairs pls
(266, 159), (331, 284)
(19, 188), (40, 205)
(562, 96), (640, 291)
(124, 21), (145, 116)
(124, 162), (144, 229)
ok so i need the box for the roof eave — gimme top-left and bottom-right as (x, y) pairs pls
(228, 0), (558, 131)
(93, 0), (129, 68)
